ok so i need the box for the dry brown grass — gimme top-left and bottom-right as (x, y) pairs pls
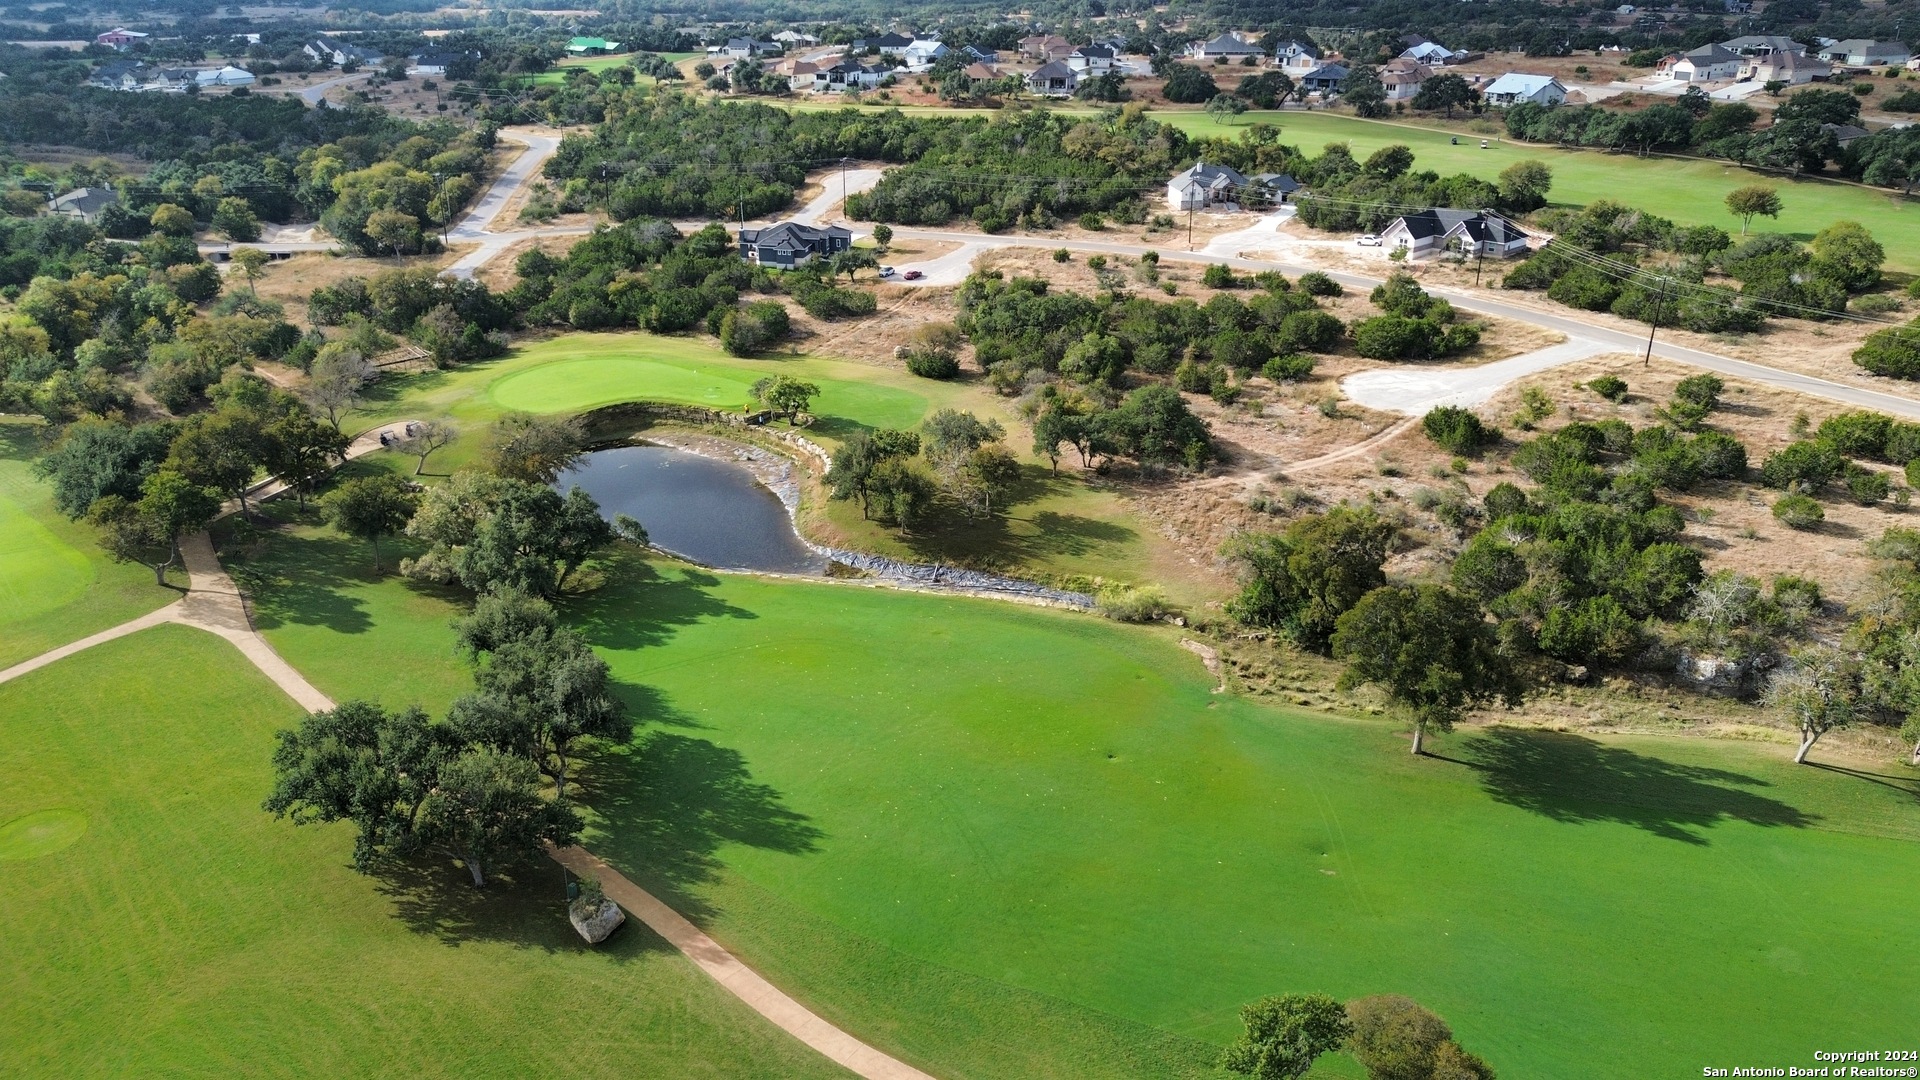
(472, 235), (588, 291)
(245, 250), (458, 328)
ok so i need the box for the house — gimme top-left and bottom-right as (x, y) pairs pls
(1298, 63), (1350, 95)
(196, 65), (256, 87)
(407, 49), (467, 76)
(1025, 59), (1079, 97)
(718, 38), (780, 59)
(564, 36), (622, 55)
(1018, 34), (1071, 60)
(1167, 160), (1248, 211)
(94, 27), (148, 50)
(851, 32), (915, 58)
(902, 39), (949, 67)
(1720, 35), (1806, 57)
(1382, 209), (1530, 258)
(306, 35), (383, 66)
(1249, 172), (1301, 203)
(47, 186), (116, 223)
(961, 44), (998, 63)
(1616, 4), (1635, 14)
(777, 58), (820, 91)
(1381, 58), (1431, 100)
(813, 59), (887, 92)
(771, 31), (819, 47)
(1659, 42), (1741, 82)
(1401, 40), (1456, 64)
(1066, 43), (1116, 75)
(1269, 39), (1321, 73)
(1818, 39), (1911, 66)
(961, 61), (999, 81)
(738, 221), (852, 267)
(1481, 72), (1567, 107)
(88, 59), (142, 89)
(1187, 33), (1264, 61)
(1741, 48), (1819, 85)
(1822, 122), (1871, 147)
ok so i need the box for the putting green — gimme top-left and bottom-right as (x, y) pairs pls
(0, 624), (850, 1079)
(0, 808), (88, 860)
(247, 541), (1920, 1080)
(483, 344), (933, 434)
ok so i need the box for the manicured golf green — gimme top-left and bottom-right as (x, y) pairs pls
(0, 625), (850, 1080)
(243, 533), (1920, 1080)
(0, 420), (177, 670)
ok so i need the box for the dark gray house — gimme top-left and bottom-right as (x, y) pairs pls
(738, 221), (853, 267)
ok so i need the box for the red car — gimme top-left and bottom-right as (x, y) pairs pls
(903, 269), (924, 281)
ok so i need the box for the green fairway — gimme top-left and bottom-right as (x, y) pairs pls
(244, 536), (1920, 1080)
(0, 420), (177, 669)
(0, 625), (851, 1080)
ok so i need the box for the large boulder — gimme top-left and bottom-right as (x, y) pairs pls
(569, 897), (626, 944)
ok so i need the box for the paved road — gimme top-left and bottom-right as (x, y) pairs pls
(298, 71), (372, 107)
(441, 130), (572, 279)
(1343, 337), (1612, 414)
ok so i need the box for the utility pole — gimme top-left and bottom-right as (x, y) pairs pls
(1474, 245), (1485, 286)
(1187, 204), (1195, 250)
(840, 156), (849, 224)
(1644, 275), (1668, 367)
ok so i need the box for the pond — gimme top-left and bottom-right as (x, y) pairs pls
(557, 444), (828, 575)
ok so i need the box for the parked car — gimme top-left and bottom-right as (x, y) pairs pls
(903, 269), (924, 280)
(878, 266), (896, 278)
(1357, 234), (1382, 247)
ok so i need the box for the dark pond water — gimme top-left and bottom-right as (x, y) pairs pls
(558, 444), (828, 575)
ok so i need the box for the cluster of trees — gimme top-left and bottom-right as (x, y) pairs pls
(265, 587), (630, 886)
(1292, 143), (1554, 233)
(849, 106), (1196, 230)
(956, 270), (1343, 395)
(1354, 274), (1481, 362)
(1752, 409), (1915, 511)
(828, 409), (1021, 527)
(35, 373), (350, 582)
(0, 236), (310, 422)
(1503, 201), (1886, 331)
(310, 266), (512, 365)
(1224, 991), (1496, 1080)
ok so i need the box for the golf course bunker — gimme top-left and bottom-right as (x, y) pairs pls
(560, 444), (829, 575)
(0, 808), (88, 860)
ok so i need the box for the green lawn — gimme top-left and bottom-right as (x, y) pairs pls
(242, 533), (1920, 1080)
(0, 419), (178, 670)
(0, 624), (851, 1080)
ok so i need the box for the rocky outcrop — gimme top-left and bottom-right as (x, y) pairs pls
(1673, 649), (1756, 697)
(569, 897), (626, 944)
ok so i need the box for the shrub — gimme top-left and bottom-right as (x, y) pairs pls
(905, 351), (961, 379)
(1845, 463), (1891, 505)
(1853, 292), (1905, 314)
(1262, 353), (1316, 383)
(1275, 310), (1346, 353)
(1203, 263), (1236, 289)
(1086, 255), (1107, 270)
(1053, 248), (1071, 263)
(1538, 594), (1642, 665)
(1772, 493), (1825, 529)
(1297, 271), (1343, 297)
(1672, 373), (1725, 410)
(1422, 406), (1498, 454)
(1852, 321), (1920, 378)
(1174, 359), (1210, 393)
(1587, 374), (1628, 402)
(1096, 583), (1174, 622)
(1483, 481), (1528, 519)
(1353, 315), (1442, 360)
(1759, 441), (1846, 489)
(1816, 411), (1893, 459)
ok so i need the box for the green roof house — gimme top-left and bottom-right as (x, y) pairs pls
(565, 37), (622, 54)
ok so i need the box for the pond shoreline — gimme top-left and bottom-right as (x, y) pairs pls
(625, 428), (1097, 611)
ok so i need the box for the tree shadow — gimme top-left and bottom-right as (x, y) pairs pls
(0, 420), (50, 463)
(564, 551), (758, 653)
(370, 850), (672, 956)
(889, 467), (1139, 567)
(1438, 727), (1818, 845)
(1805, 761), (1920, 804)
(571, 728), (823, 921)
(227, 531), (382, 635)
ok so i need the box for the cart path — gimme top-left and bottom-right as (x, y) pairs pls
(0, 443), (941, 1080)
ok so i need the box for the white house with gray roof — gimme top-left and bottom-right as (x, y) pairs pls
(1167, 160), (1249, 211)
(1481, 72), (1567, 107)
